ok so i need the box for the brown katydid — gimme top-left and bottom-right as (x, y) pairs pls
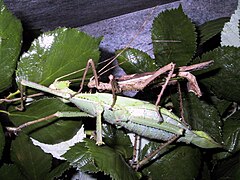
(80, 59), (213, 110)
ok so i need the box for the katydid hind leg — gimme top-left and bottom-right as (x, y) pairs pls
(135, 135), (180, 170)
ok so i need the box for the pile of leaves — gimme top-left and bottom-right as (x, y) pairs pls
(0, 0), (239, 179)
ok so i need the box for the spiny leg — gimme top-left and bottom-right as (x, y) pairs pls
(129, 63), (176, 122)
(78, 59), (99, 93)
(155, 63), (176, 122)
(6, 111), (93, 134)
(78, 60), (120, 110)
(135, 134), (180, 170)
(155, 63), (175, 107)
(140, 63), (175, 90)
(177, 82), (187, 124)
(108, 74), (121, 109)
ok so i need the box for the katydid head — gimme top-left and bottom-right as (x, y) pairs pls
(49, 80), (76, 97)
(49, 80), (71, 90)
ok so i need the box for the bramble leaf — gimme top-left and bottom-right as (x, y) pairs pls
(199, 17), (229, 45)
(182, 93), (222, 143)
(200, 47), (240, 103)
(152, 6), (196, 66)
(11, 134), (52, 180)
(117, 48), (157, 74)
(0, 164), (25, 180)
(213, 151), (240, 179)
(142, 145), (201, 180)
(0, 1), (22, 92)
(214, 110), (240, 160)
(102, 124), (133, 159)
(64, 137), (138, 179)
(16, 28), (101, 86)
(9, 98), (83, 144)
(45, 162), (71, 180)
(63, 141), (100, 173)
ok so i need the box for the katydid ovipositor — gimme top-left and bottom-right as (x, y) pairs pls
(7, 79), (221, 150)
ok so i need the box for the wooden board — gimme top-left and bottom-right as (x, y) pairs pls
(4, 0), (178, 30)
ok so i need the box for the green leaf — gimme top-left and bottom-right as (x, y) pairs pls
(11, 133), (52, 180)
(102, 124), (133, 159)
(222, 111), (240, 153)
(0, 0), (22, 92)
(117, 48), (157, 73)
(142, 145), (201, 180)
(85, 139), (138, 180)
(46, 161), (71, 180)
(213, 151), (240, 179)
(199, 17), (229, 45)
(63, 141), (99, 173)
(16, 28), (101, 86)
(0, 164), (25, 180)
(152, 5), (196, 66)
(64, 139), (138, 180)
(214, 110), (240, 160)
(9, 98), (83, 144)
(209, 95), (231, 116)
(181, 93), (222, 143)
(200, 47), (240, 103)
(0, 123), (4, 158)
(200, 162), (211, 180)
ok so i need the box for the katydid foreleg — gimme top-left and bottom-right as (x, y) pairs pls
(75, 59), (120, 109)
(78, 59), (99, 93)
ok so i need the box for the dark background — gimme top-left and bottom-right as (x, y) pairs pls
(4, 0), (238, 56)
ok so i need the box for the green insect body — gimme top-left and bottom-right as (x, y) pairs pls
(21, 79), (221, 148)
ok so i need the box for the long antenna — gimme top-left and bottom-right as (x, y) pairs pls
(97, 6), (158, 77)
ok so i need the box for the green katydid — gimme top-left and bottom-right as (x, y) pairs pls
(7, 79), (221, 150)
